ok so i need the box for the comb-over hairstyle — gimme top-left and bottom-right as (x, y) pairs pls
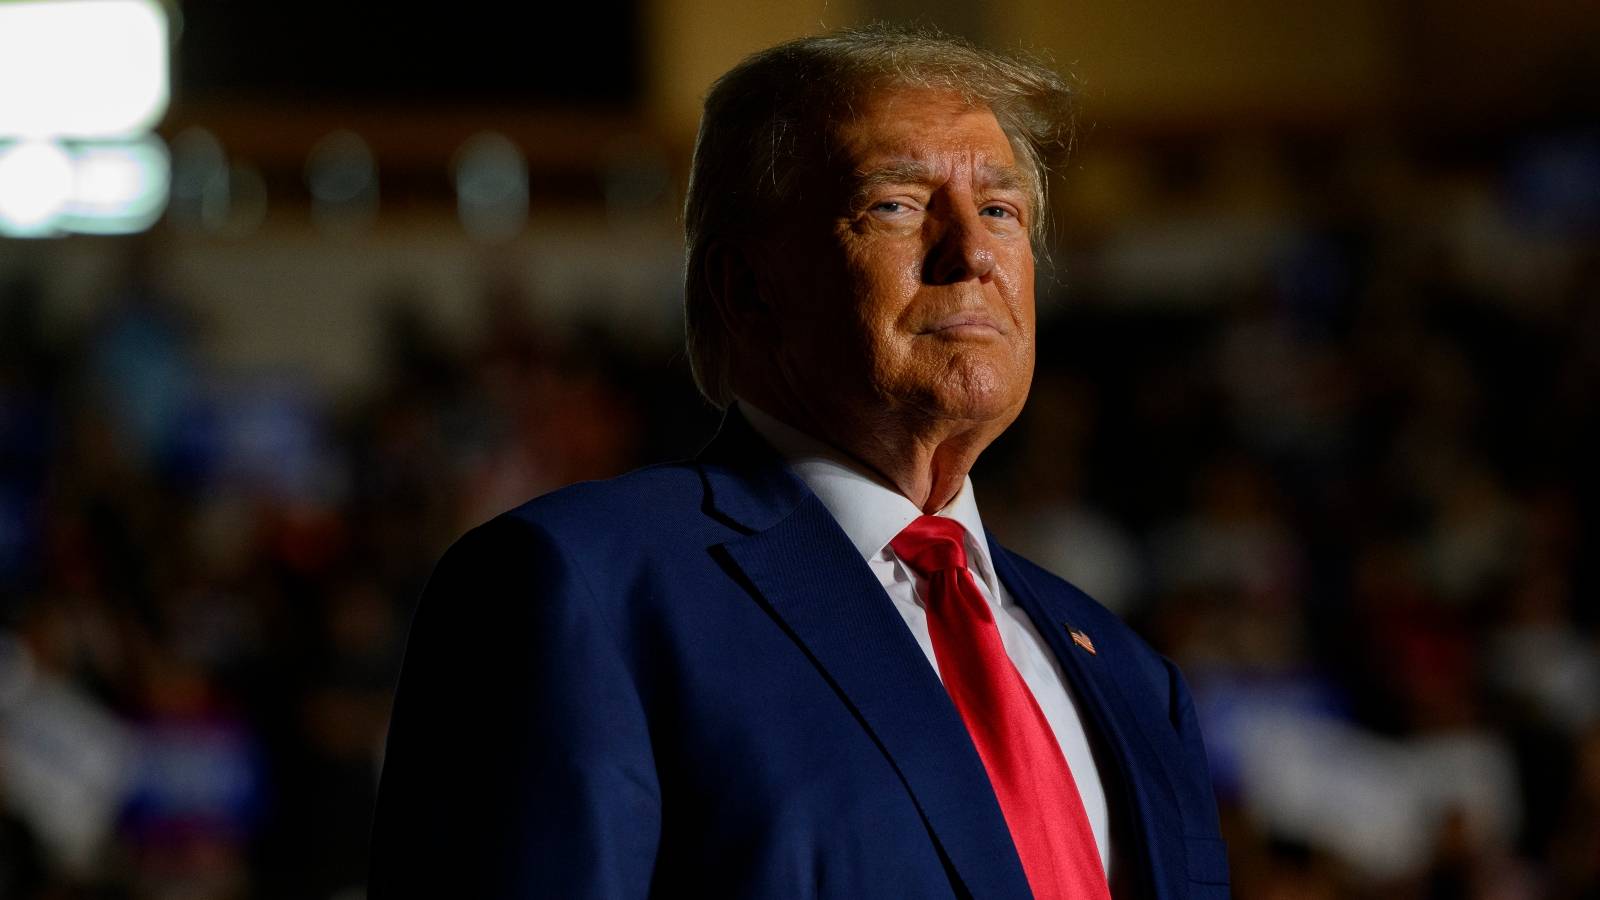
(682, 24), (1077, 409)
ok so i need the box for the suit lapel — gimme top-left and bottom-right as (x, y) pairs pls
(989, 541), (1191, 899)
(699, 413), (1033, 900)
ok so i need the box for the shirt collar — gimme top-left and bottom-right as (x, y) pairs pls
(737, 400), (1000, 591)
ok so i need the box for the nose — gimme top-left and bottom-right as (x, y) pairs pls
(923, 204), (997, 285)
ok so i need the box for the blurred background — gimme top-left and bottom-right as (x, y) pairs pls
(1, 0), (1598, 897)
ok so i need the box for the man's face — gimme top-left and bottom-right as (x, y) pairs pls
(751, 87), (1037, 440)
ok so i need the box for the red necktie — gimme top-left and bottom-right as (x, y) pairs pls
(891, 515), (1111, 900)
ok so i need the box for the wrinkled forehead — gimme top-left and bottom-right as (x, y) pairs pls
(829, 85), (1032, 170)
(797, 86), (1037, 207)
(847, 89), (1013, 155)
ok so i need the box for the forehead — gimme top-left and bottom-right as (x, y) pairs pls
(827, 87), (1018, 173)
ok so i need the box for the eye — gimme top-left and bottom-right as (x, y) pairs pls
(979, 205), (1014, 219)
(872, 200), (906, 214)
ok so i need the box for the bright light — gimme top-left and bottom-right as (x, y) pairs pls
(0, 0), (170, 139)
(0, 136), (170, 236)
(0, 139), (74, 235)
(61, 136), (169, 234)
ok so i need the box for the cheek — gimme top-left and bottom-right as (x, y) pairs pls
(1008, 275), (1039, 373)
(1001, 247), (1036, 319)
(845, 248), (922, 342)
(996, 252), (1038, 396)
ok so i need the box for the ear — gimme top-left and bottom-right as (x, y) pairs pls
(704, 238), (772, 340)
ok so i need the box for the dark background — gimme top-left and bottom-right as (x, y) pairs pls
(177, 1), (643, 104)
(2, 1), (1599, 897)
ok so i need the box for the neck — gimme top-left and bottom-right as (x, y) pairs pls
(740, 388), (1002, 513)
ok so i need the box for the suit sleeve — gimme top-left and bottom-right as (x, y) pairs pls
(369, 514), (661, 898)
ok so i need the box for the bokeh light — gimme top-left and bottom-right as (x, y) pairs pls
(306, 130), (379, 235)
(452, 132), (528, 242)
(60, 137), (170, 235)
(0, 139), (74, 236)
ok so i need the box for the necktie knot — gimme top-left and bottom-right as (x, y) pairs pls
(890, 515), (968, 575)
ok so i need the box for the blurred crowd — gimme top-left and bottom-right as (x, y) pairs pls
(1, 120), (1598, 899)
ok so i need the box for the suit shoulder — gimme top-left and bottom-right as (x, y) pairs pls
(451, 461), (723, 588)
(498, 460), (705, 536)
(423, 461), (709, 634)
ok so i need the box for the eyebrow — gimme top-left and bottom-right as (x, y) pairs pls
(846, 159), (1032, 208)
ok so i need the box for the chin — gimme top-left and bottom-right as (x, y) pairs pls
(936, 392), (1026, 427)
(921, 357), (1030, 425)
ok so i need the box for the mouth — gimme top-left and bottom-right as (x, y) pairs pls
(921, 313), (1006, 340)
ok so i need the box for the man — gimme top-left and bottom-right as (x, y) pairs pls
(370, 25), (1228, 899)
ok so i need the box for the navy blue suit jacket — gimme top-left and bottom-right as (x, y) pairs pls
(369, 412), (1229, 898)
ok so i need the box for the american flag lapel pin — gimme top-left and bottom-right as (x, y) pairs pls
(1069, 627), (1097, 655)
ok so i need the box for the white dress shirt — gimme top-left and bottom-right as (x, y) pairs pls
(738, 402), (1113, 875)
